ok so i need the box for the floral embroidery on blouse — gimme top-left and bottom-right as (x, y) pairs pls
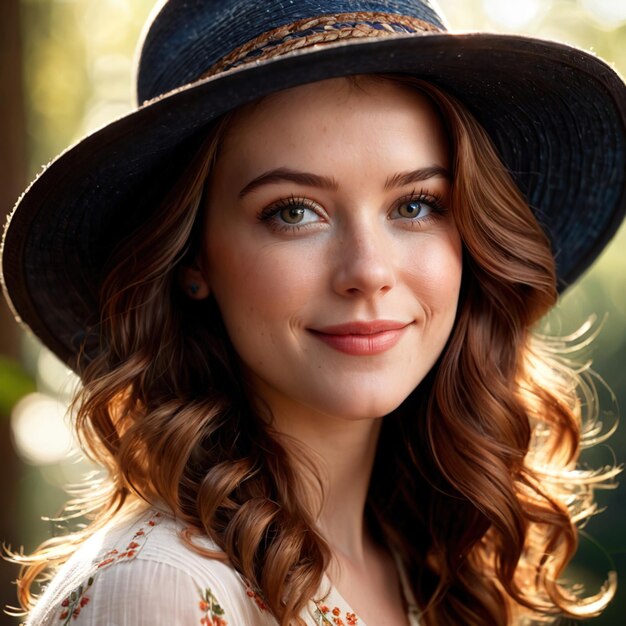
(55, 510), (163, 623)
(96, 510), (163, 570)
(57, 577), (93, 624)
(245, 584), (269, 611)
(313, 603), (359, 626)
(199, 587), (228, 626)
(234, 570), (269, 613)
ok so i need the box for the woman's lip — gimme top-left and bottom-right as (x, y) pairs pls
(308, 321), (411, 356)
(312, 320), (411, 335)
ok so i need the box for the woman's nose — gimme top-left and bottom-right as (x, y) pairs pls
(331, 219), (396, 298)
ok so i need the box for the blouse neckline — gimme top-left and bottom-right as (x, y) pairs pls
(307, 549), (421, 626)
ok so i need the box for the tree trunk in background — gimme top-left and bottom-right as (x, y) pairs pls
(1, 0), (27, 621)
(1, 0), (27, 355)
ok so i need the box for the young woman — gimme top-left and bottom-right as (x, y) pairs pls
(3, 1), (625, 625)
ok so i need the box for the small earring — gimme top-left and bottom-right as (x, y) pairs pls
(188, 283), (200, 295)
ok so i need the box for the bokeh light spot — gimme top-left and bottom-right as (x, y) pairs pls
(11, 393), (74, 465)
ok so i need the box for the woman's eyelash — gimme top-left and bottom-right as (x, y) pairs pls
(257, 195), (319, 221)
(397, 188), (448, 215)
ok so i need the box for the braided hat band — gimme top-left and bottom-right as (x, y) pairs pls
(202, 13), (441, 80)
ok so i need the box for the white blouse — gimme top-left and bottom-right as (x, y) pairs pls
(27, 504), (421, 626)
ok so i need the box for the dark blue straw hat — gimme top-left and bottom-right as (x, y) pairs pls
(2, 0), (626, 370)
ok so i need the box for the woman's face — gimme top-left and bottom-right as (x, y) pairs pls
(192, 77), (462, 421)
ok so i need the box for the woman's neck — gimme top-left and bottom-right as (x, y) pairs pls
(268, 401), (383, 564)
(316, 420), (382, 563)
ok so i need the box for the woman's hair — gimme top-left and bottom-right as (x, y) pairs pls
(12, 75), (617, 626)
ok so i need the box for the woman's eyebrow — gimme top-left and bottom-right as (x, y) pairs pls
(384, 165), (450, 190)
(238, 168), (339, 199)
(238, 164), (450, 199)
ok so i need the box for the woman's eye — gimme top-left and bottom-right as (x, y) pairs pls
(279, 205), (316, 224)
(390, 193), (446, 222)
(394, 199), (432, 219)
(258, 197), (325, 232)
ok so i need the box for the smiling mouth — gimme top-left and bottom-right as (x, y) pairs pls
(308, 320), (412, 356)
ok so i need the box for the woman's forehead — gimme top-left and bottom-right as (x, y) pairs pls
(218, 76), (448, 160)
(231, 75), (430, 117)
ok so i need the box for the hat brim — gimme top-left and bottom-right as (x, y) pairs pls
(3, 32), (626, 368)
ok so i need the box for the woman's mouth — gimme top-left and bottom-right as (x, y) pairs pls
(308, 320), (412, 356)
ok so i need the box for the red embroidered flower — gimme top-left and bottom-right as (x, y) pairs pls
(119, 550), (137, 558)
(201, 618), (227, 626)
(315, 601), (361, 626)
(199, 588), (228, 626)
(58, 587), (91, 624)
(245, 587), (267, 611)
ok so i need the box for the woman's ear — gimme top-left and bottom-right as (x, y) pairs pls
(178, 262), (210, 300)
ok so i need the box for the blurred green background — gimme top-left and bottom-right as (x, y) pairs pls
(0, 0), (625, 624)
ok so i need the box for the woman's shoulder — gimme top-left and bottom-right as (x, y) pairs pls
(26, 503), (275, 626)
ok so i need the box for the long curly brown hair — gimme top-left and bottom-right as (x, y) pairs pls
(12, 75), (617, 625)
